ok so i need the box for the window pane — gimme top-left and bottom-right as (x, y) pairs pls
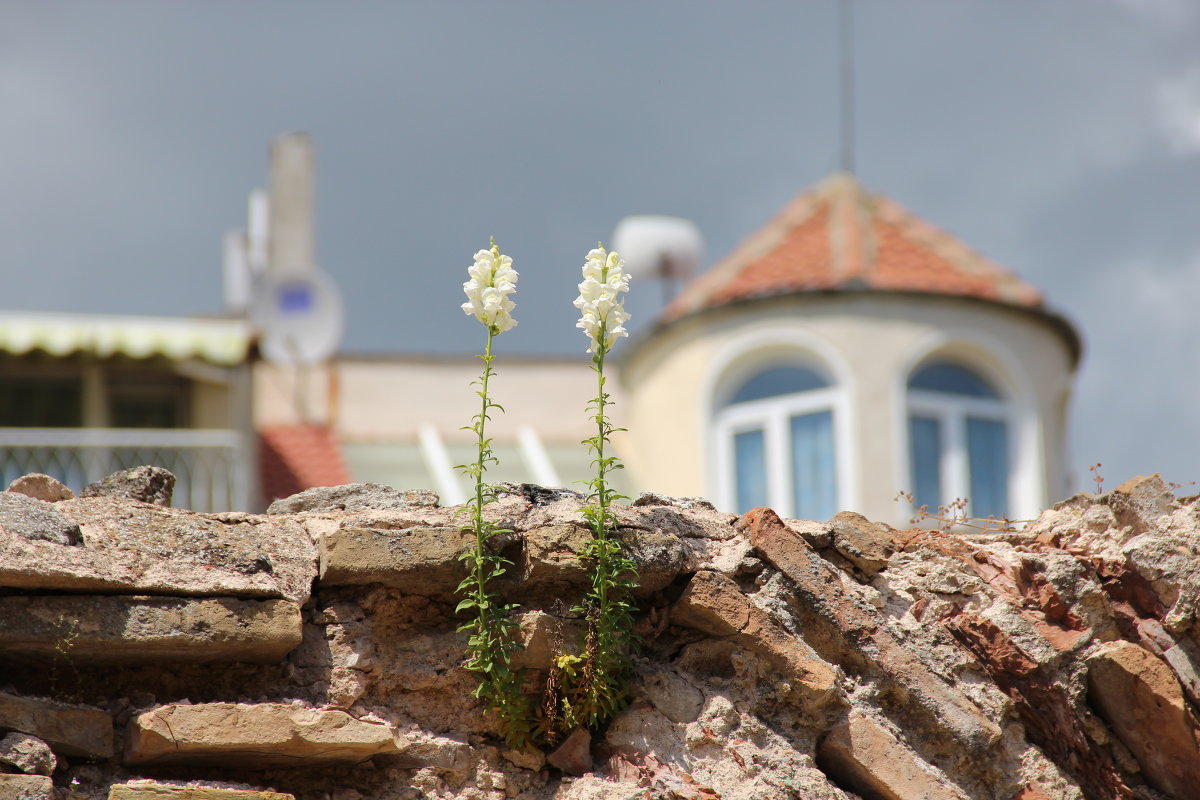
(0, 376), (83, 427)
(111, 394), (184, 428)
(733, 429), (767, 513)
(790, 410), (836, 520)
(967, 417), (1008, 519)
(909, 415), (942, 512)
(727, 366), (828, 406)
(108, 372), (189, 429)
(909, 363), (999, 399)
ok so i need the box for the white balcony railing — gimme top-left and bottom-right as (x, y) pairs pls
(0, 428), (249, 513)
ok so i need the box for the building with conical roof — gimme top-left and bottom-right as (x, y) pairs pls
(619, 173), (1082, 526)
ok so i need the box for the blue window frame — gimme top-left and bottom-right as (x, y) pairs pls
(733, 428), (769, 513)
(718, 365), (839, 519)
(907, 362), (1009, 519)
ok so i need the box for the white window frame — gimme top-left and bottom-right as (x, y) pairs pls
(715, 386), (840, 518)
(907, 388), (1011, 517)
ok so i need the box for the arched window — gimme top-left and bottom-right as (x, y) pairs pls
(716, 364), (838, 519)
(907, 362), (1009, 519)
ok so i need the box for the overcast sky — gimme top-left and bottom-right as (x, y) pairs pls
(3, 1), (1199, 493)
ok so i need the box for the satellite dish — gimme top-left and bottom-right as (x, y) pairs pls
(612, 216), (704, 281)
(249, 267), (344, 366)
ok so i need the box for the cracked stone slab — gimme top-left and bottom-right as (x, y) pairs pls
(0, 497), (316, 602)
(0, 595), (302, 664)
(125, 703), (406, 768)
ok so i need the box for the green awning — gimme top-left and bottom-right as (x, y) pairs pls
(0, 312), (251, 366)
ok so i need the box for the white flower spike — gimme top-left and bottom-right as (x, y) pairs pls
(461, 240), (518, 333)
(573, 244), (631, 354)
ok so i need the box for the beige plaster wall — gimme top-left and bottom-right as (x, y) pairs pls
(620, 294), (1077, 526)
(190, 380), (233, 429)
(255, 356), (612, 446)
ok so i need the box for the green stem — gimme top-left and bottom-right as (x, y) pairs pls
(470, 327), (496, 610)
(593, 332), (609, 615)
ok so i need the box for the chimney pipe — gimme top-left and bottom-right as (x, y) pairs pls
(267, 133), (315, 273)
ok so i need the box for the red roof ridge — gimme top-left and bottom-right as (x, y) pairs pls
(662, 173), (1044, 322)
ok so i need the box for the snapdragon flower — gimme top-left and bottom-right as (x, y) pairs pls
(573, 245), (630, 354)
(461, 242), (518, 333)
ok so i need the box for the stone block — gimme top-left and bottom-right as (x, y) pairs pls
(6, 474), (73, 503)
(515, 523), (686, 597)
(518, 524), (590, 589)
(818, 710), (967, 800)
(638, 667), (704, 724)
(619, 528), (687, 594)
(739, 605), (840, 706)
(746, 507), (1001, 752)
(108, 786), (294, 800)
(268, 483), (439, 514)
(1110, 474), (1175, 527)
(318, 527), (467, 595)
(783, 517), (833, 549)
(0, 498), (316, 602)
(0, 691), (112, 758)
(1162, 638), (1200, 708)
(0, 493), (81, 546)
(547, 728), (592, 776)
(673, 571), (840, 708)
(510, 611), (580, 671)
(125, 703), (405, 768)
(0, 732), (54, 775)
(0, 596), (301, 664)
(1088, 641), (1200, 800)
(828, 511), (894, 576)
(82, 466), (175, 507)
(671, 571), (749, 636)
(0, 774), (53, 800)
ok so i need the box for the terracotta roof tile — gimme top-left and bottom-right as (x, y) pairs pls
(258, 424), (352, 505)
(663, 173), (1043, 321)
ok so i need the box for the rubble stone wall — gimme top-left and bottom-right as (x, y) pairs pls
(1, 472), (1199, 800)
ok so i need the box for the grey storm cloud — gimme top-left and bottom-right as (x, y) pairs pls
(2, 0), (1199, 489)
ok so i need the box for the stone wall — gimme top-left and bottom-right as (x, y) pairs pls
(1, 471), (1199, 799)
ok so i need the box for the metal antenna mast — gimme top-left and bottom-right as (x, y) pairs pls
(839, 0), (856, 174)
